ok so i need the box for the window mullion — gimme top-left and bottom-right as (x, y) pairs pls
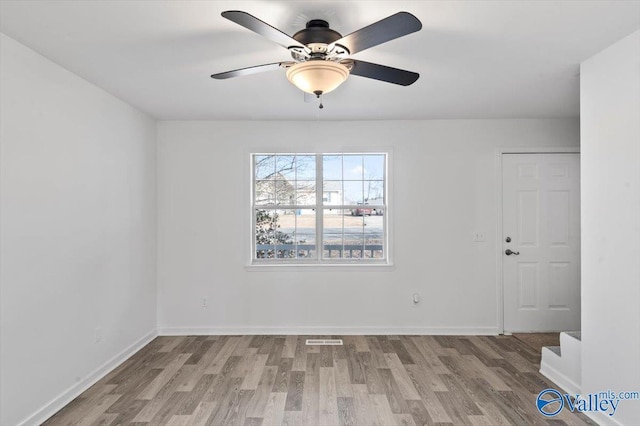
(341, 157), (345, 259)
(293, 156), (298, 259)
(316, 154), (323, 262)
(361, 158), (365, 256)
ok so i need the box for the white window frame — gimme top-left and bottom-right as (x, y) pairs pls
(249, 152), (391, 267)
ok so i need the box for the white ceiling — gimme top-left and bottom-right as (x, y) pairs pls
(1, 1), (639, 121)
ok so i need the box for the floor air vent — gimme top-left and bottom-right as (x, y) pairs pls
(305, 339), (343, 346)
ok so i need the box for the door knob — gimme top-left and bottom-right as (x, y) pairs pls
(505, 249), (520, 256)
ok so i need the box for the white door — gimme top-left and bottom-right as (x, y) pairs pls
(503, 153), (581, 332)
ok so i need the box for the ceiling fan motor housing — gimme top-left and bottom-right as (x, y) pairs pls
(292, 20), (343, 46)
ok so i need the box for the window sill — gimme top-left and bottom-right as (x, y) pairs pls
(245, 263), (395, 272)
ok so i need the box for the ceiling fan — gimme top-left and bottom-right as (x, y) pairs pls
(211, 10), (422, 103)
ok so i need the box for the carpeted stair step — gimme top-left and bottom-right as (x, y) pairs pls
(565, 331), (581, 341)
(546, 345), (561, 356)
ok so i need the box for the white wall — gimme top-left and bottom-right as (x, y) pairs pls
(0, 34), (157, 425)
(580, 30), (640, 425)
(157, 119), (578, 334)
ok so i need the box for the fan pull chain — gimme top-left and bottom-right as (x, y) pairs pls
(314, 90), (324, 110)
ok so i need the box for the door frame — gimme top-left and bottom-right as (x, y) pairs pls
(495, 147), (580, 334)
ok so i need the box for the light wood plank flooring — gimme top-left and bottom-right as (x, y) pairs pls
(513, 333), (560, 353)
(44, 335), (594, 425)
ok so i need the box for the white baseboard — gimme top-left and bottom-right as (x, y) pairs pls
(539, 363), (581, 396)
(583, 409), (625, 426)
(18, 329), (158, 426)
(157, 326), (500, 336)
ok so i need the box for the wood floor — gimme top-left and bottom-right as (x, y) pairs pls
(44, 335), (594, 425)
(513, 333), (560, 353)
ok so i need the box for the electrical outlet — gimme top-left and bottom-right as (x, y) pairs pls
(95, 328), (102, 343)
(473, 231), (486, 242)
(201, 297), (208, 308)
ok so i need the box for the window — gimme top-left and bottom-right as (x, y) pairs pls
(252, 153), (388, 265)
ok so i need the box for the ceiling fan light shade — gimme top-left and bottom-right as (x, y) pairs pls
(286, 61), (349, 95)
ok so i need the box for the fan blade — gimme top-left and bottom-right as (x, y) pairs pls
(211, 63), (284, 79)
(222, 11), (306, 51)
(349, 60), (419, 86)
(332, 12), (421, 55)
